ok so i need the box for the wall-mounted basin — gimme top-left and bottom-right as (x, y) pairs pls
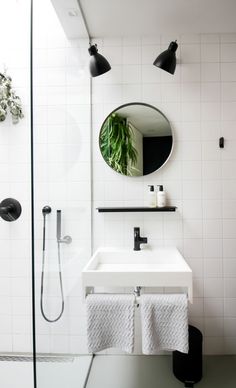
(82, 247), (193, 302)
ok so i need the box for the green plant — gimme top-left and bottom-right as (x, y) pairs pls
(100, 113), (138, 175)
(0, 72), (24, 124)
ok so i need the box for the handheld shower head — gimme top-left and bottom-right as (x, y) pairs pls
(57, 210), (61, 241)
(56, 210), (72, 244)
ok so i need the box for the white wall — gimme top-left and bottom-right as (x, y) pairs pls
(92, 34), (236, 355)
(0, 0), (32, 353)
(0, 0), (91, 356)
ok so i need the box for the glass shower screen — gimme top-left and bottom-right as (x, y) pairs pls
(32, 0), (92, 387)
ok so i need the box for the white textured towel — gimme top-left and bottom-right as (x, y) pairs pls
(86, 294), (135, 354)
(141, 294), (189, 354)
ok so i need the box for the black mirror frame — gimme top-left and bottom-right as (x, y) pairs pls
(99, 102), (174, 177)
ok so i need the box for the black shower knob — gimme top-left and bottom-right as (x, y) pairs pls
(0, 198), (22, 222)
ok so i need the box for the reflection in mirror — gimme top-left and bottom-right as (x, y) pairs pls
(99, 103), (173, 176)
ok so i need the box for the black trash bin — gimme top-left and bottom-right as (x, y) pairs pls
(172, 325), (203, 387)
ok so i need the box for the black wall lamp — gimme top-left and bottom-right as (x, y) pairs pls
(88, 43), (111, 77)
(153, 40), (178, 75)
(76, 1), (111, 77)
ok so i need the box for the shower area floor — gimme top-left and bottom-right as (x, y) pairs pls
(0, 357), (33, 388)
(0, 355), (92, 388)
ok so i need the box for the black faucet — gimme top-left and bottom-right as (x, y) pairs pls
(134, 227), (148, 251)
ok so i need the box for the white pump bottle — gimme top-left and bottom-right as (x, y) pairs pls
(157, 185), (166, 208)
(147, 185), (157, 207)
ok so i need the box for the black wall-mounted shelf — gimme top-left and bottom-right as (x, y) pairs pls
(96, 206), (177, 213)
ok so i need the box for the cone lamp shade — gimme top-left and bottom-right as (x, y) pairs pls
(153, 41), (178, 75)
(88, 44), (111, 77)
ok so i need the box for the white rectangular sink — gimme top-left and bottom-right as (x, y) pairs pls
(82, 247), (193, 302)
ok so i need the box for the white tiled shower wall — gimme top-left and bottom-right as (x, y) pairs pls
(0, 0), (32, 353)
(92, 34), (236, 354)
(0, 0), (91, 354)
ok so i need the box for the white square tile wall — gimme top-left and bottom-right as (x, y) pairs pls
(92, 33), (236, 355)
(0, 0), (32, 354)
(0, 0), (91, 355)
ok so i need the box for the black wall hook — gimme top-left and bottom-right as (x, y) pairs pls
(219, 137), (224, 148)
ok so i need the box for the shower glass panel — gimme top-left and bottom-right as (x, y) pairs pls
(0, 1), (33, 387)
(33, 0), (92, 387)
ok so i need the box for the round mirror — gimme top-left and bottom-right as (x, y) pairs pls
(99, 102), (173, 177)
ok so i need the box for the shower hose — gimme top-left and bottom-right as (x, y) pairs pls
(40, 207), (65, 322)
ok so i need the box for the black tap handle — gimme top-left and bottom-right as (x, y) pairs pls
(0, 198), (22, 222)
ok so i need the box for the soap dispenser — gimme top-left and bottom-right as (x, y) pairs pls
(157, 185), (166, 208)
(148, 185), (156, 208)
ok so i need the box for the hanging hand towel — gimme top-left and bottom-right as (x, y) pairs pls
(141, 294), (188, 354)
(86, 294), (135, 354)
